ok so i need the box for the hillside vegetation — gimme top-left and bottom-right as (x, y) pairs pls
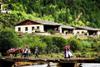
(0, 28), (100, 57)
(0, 0), (100, 57)
(0, 0), (100, 28)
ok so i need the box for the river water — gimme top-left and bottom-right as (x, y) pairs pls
(80, 63), (100, 67)
(21, 63), (100, 67)
(21, 62), (59, 67)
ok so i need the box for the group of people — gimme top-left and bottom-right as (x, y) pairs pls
(21, 46), (31, 57)
(23, 45), (73, 58)
(22, 45), (73, 58)
(21, 46), (39, 58)
(7, 46), (39, 58)
(7, 44), (73, 58)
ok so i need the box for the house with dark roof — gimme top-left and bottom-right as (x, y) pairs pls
(15, 20), (44, 33)
(15, 19), (61, 35)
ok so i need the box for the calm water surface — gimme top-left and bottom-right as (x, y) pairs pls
(81, 63), (100, 67)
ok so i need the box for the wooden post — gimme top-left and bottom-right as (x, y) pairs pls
(0, 59), (15, 67)
(47, 62), (50, 67)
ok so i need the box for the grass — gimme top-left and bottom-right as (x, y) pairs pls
(9, 52), (98, 59)
(31, 53), (64, 59)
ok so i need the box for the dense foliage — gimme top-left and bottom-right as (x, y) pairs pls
(18, 35), (67, 54)
(0, 28), (100, 57)
(1, 0), (100, 27)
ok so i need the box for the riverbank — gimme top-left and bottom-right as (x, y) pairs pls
(0, 57), (97, 67)
(3, 51), (98, 59)
(27, 52), (99, 59)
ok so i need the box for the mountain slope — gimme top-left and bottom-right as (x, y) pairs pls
(1, 0), (100, 28)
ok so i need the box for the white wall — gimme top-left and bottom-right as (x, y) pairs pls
(97, 31), (100, 36)
(59, 26), (62, 33)
(1, 4), (3, 10)
(73, 30), (88, 35)
(15, 25), (44, 33)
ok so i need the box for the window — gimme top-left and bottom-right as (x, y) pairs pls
(35, 26), (40, 32)
(37, 26), (39, 29)
(32, 27), (34, 30)
(77, 32), (79, 34)
(25, 27), (28, 31)
(18, 27), (21, 31)
(82, 31), (84, 34)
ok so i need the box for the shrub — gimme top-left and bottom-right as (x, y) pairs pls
(67, 37), (95, 52)
(92, 41), (100, 51)
(47, 29), (56, 34)
(67, 37), (82, 52)
(81, 40), (92, 51)
(40, 36), (67, 53)
(52, 37), (67, 51)
(19, 35), (47, 53)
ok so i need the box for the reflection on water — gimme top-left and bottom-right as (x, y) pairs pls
(21, 63), (100, 67)
(21, 62), (59, 67)
(21, 64), (48, 67)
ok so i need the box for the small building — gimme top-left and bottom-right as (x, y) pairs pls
(15, 20), (44, 33)
(15, 19), (61, 34)
(73, 27), (88, 36)
(74, 26), (100, 36)
(61, 25), (74, 34)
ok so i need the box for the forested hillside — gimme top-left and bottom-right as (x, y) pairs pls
(0, 0), (100, 28)
(0, 0), (100, 57)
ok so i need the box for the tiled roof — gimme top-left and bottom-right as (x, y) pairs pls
(35, 20), (61, 25)
(16, 19), (100, 31)
(61, 25), (75, 29)
(76, 26), (100, 31)
(16, 19), (61, 26)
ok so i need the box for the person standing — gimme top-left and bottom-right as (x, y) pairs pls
(22, 45), (30, 58)
(64, 45), (73, 58)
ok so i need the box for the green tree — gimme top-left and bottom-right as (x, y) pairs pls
(0, 27), (19, 56)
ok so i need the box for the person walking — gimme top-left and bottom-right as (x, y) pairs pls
(34, 46), (39, 58)
(64, 45), (73, 58)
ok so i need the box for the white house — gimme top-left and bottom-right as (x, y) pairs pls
(15, 19), (100, 37)
(15, 20), (44, 33)
(15, 20), (61, 34)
